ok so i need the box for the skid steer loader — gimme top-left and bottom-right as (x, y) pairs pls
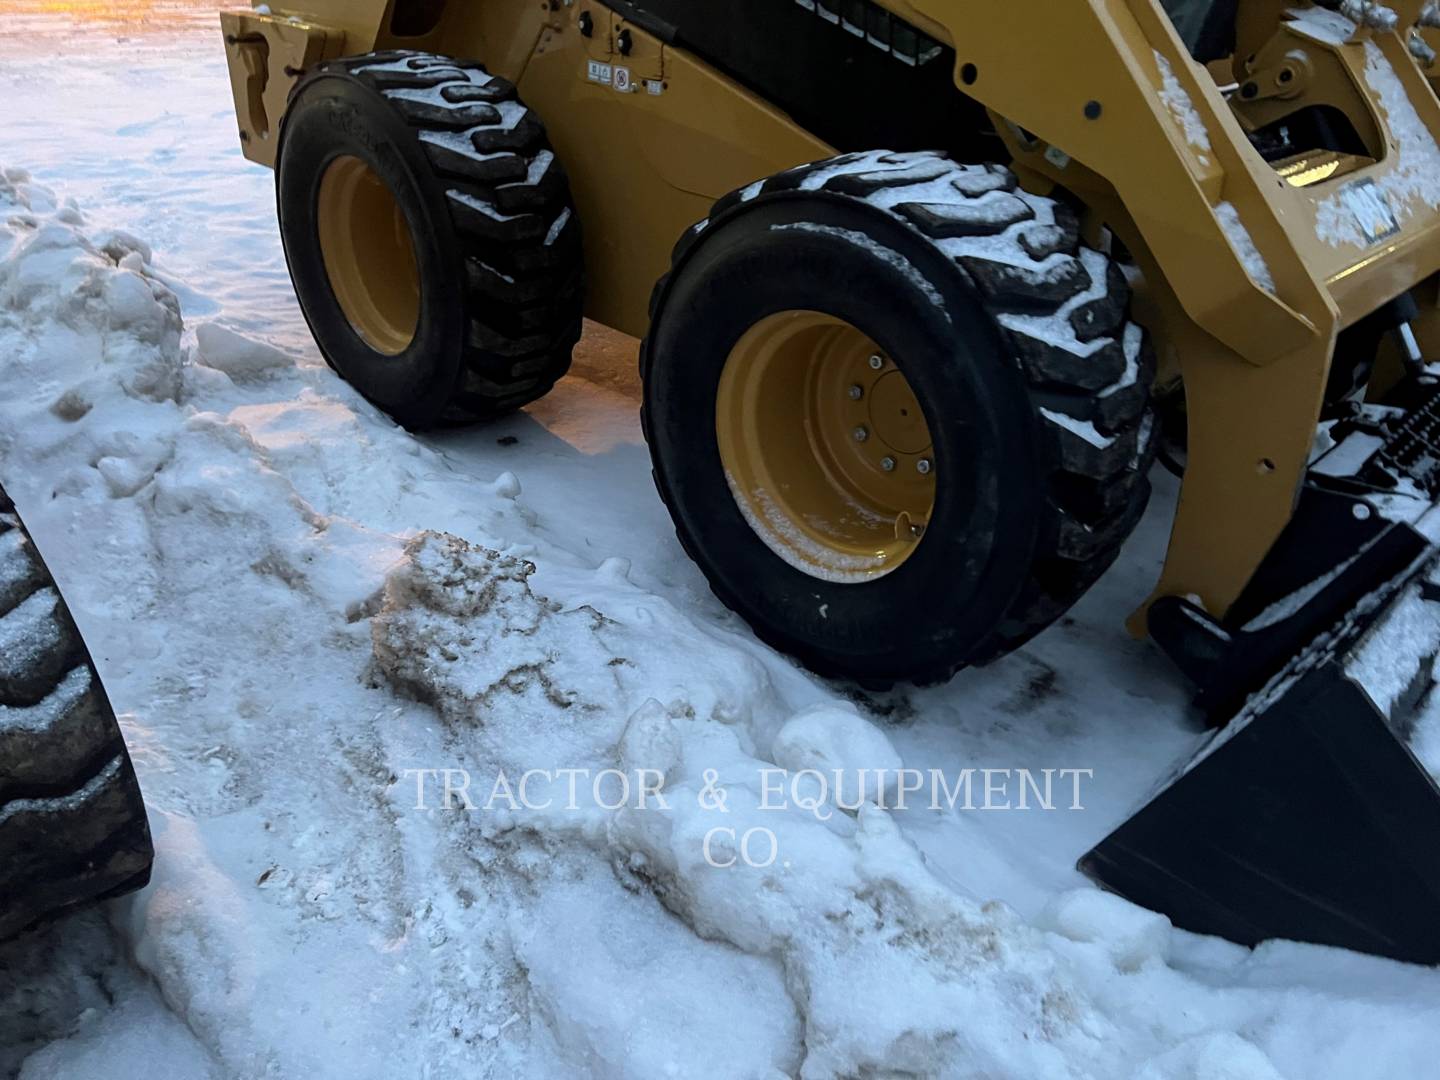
(223, 0), (1440, 964)
(0, 485), (154, 940)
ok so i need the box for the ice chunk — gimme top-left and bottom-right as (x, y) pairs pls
(1134, 1032), (1286, 1080)
(194, 322), (293, 379)
(771, 701), (903, 806)
(1037, 887), (1172, 971)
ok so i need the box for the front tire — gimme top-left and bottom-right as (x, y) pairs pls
(641, 151), (1155, 687)
(278, 51), (583, 429)
(0, 487), (153, 940)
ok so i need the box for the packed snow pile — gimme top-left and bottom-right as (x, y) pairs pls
(370, 532), (1108, 1076)
(0, 170), (182, 411)
(4, 167), (1440, 1078)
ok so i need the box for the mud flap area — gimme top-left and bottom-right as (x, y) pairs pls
(220, 9), (338, 168)
(1083, 385), (1440, 964)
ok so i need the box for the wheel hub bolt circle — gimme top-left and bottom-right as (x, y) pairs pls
(854, 426), (869, 442)
(917, 458), (933, 475)
(868, 354), (885, 370)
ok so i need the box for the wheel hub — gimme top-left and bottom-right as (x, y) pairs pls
(316, 155), (420, 355)
(868, 370), (930, 455)
(716, 310), (937, 582)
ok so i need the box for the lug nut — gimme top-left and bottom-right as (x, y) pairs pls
(853, 426), (869, 442)
(881, 456), (896, 472)
(868, 354), (885, 370)
(917, 458), (933, 475)
(848, 384), (864, 401)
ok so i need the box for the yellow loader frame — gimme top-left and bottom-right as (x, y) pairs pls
(221, 0), (1440, 631)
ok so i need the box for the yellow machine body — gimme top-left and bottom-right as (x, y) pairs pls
(221, 0), (1440, 631)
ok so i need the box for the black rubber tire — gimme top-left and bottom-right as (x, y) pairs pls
(641, 151), (1156, 687)
(0, 486), (153, 941)
(277, 51), (583, 429)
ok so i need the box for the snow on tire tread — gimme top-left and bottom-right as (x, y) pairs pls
(336, 51), (583, 423)
(0, 489), (151, 940)
(664, 150), (1156, 665)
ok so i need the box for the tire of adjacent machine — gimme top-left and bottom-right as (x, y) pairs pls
(641, 151), (1156, 687)
(277, 51), (583, 429)
(0, 487), (153, 941)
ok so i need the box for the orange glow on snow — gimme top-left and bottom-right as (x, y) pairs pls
(0, 0), (217, 33)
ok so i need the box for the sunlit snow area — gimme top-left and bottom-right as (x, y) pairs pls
(2, 4), (1440, 1078)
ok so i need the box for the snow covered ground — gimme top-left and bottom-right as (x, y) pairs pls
(3, 5), (1440, 1078)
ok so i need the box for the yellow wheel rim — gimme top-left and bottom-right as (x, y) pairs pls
(316, 155), (421, 355)
(716, 311), (937, 582)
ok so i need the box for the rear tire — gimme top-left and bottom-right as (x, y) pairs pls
(0, 487), (152, 941)
(278, 51), (583, 429)
(642, 151), (1155, 687)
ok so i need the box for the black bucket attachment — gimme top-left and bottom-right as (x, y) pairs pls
(1082, 387), (1440, 965)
